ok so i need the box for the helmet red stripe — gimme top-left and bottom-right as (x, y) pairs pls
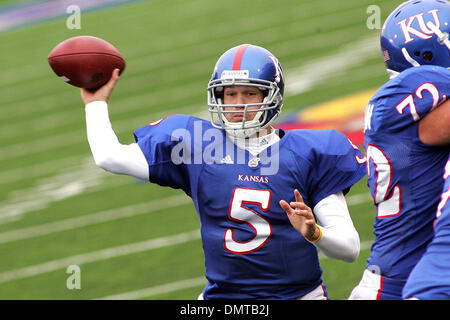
(232, 44), (250, 70)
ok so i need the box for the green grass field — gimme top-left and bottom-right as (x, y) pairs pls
(0, 0), (401, 300)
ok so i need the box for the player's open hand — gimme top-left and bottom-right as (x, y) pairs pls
(81, 68), (120, 105)
(279, 189), (320, 242)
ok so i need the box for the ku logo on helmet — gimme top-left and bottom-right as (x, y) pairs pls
(380, 0), (450, 76)
(398, 9), (442, 43)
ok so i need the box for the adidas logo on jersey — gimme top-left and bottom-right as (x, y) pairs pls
(220, 155), (233, 164)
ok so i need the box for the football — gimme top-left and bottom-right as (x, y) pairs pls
(48, 35), (126, 89)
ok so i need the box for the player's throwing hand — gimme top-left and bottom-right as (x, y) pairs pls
(280, 189), (321, 242)
(81, 68), (120, 105)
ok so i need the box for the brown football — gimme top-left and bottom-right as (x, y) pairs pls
(48, 35), (126, 89)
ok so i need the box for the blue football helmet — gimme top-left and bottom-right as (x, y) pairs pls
(381, 0), (450, 78)
(207, 44), (284, 138)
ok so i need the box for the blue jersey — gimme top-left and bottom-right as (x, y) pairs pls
(364, 66), (450, 287)
(403, 157), (450, 300)
(134, 115), (366, 299)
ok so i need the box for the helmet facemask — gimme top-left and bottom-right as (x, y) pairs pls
(207, 78), (283, 139)
(207, 44), (285, 138)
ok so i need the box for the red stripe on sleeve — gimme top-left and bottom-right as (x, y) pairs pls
(232, 44), (250, 70)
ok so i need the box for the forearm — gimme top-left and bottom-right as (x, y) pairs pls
(85, 101), (149, 180)
(312, 192), (360, 262)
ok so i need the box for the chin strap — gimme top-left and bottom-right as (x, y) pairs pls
(386, 47), (420, 79)
(386, 69), (400, 79)
(402, 47), (421, 67)
(225, 127), (261, 139)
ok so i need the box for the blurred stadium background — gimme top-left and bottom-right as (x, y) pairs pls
(0, 0), (400, 299)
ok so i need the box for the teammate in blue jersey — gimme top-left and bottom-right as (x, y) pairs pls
(349, 0), (450, 300)
(81, 44), (366, 299)
(403, 156), (450, 299)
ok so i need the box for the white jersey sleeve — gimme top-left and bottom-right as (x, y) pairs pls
(312, 191), (360, 262)
(85, 101), (149, 180)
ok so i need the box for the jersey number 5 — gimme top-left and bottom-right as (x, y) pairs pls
(367, 144), (401, 218)
(224, 187), (272, 254)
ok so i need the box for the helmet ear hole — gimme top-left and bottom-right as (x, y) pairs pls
(422, 51), (433, 62)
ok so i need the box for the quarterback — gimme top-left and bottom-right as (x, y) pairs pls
(349, 0), (450, 300)
(82, 44), (366, 299)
